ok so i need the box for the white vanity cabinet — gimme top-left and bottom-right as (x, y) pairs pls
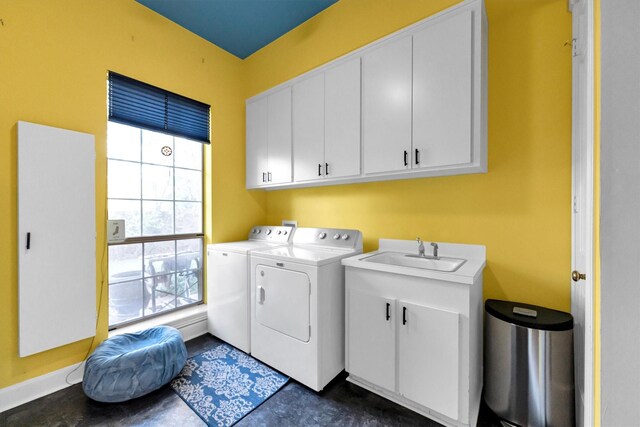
(293, 58), (361, 183)
(343, 239), (485, 427)
(246, 87), (292, 187)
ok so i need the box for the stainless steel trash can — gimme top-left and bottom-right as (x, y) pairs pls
(484, 299), (575, 427)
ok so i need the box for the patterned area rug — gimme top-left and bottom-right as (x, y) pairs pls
(171, 344), (289, 427)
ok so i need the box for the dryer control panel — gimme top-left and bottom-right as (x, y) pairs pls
(292, 227), (363, 251)
(248, 226), (294, 243)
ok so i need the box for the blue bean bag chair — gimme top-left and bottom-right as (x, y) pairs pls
(83, 326), (187, 402)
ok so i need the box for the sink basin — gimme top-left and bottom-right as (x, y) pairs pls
(363, 252), (466, 272)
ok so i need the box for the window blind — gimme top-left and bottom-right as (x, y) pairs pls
(108, 71), (210, 144)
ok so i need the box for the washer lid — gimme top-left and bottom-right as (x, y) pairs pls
(252, 245), (358, 266)
(207, 241), (288, 255)
(485, 299), (573, 331)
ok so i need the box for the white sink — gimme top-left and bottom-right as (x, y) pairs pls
(363, 252), (466, 272)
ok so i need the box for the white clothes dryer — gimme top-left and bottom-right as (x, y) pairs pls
(206, 225), (293, 353)
(250, 227), (363, 391)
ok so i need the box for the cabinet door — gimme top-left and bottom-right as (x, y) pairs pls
(347, 288), (396, 391)
(413, 9), (472, 169)
(325, 58), (361, 179)
(246, 98), (268, 188)
(267, 87), (292, 184)
(18, 121), (96, 357)
(363, 36), (412, 175)
(398, 300), (460, 420)
(293, 74), (325, 182)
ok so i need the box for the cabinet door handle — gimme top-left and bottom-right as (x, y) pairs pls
(268, 172), (272, 182)
(415, 148), (420, 165)
(386, 302), (391, 321)
(26, 232), (31, 250)
(325, 163), (329, 175)
(318, 164), (322, 176)
(404, 150), (408, 166)
(402, 306), (407, 325)
(262, 172), (266, 183)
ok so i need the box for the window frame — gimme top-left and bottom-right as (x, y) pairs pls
(106, 123), (206, 330)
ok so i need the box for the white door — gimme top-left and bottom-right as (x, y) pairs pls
(398, 300), (460, 421)
(255, 265), (310, 342)
(413, 9), (472, 169)
(267, 87), (292, 184)
(363, 36), (412, 175)
(570, 1), (594, 426)
(347, 288), (396, 391)
(293, 74), (325, 182)
(325, 58), (361, 179)
(246, 98), (268, 187)
(18, 121), (96, 357)
(207, 250), (249, 352)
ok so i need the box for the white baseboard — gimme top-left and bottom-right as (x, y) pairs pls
(0, 361), (85, 413)
(0, 305), (209, 414)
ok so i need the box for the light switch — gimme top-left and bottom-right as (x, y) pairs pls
(107, 219), (125, 243)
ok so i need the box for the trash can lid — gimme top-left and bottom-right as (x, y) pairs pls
(485, 299), (573, 331)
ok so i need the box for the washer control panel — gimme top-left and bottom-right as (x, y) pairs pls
(248, 226), (294, 243)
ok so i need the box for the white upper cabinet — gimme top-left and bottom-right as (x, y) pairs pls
(267, 87), (292, 184)
(246, 98), (269, 187)
(247, 87), (292, 188)
(293, 74), (325, 182)
(413, 9), (473, 169)
(362, 36), (413, 175)
(325, 58), (361, 179)
(246, 0), (486, 190)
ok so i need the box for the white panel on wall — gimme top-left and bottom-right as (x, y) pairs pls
(18, 121), (96, 357)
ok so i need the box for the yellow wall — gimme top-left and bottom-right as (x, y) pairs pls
(0, 0), (266, 388)
(244, 0), (573, 310)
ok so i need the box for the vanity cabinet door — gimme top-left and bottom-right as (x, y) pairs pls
(325, 58), (361, 179)
(398, 300), (460, 420)
(293, 74), (325, 183)
(347, 288), (396, 391)
(362, 36), (412, 175)
(413, 9), (473, 169)
(246, 98), (269, 188)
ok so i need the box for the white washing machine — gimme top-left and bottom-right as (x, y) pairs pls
(207, 225), (294, 353)
(250, 227), (363, 391)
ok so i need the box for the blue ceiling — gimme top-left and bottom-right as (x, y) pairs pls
(136, 0), (339, 59)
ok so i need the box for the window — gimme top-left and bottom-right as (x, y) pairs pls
(107, 73), (209, 328)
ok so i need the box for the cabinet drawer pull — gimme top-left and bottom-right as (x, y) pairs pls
(262, 172), (266, 183)
(26, 232), (31, 250)
(415, 148), (420, 165)
(404, 150), (408, 166)
(402, 306), (407, 325)
(325, 163), (329, 175)
(318, 164), (322, 176)
(268, 172), (272, 182)
(386, 302), (391, 321)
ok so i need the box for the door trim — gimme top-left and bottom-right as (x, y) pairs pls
(570, 0), (595, 426)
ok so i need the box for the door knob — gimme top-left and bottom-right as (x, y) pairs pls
(572, 270), (586, 282)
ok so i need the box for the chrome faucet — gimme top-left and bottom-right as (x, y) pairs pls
(416, 237), (425, 257)
(431, 242), (439, 259)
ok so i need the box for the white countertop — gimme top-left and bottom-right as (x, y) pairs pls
(341, 239), (486, 285)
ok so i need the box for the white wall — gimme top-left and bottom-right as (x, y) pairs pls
(600, 1), (640, 425)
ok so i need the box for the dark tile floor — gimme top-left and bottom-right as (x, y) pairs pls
(0, 334), (503, 427)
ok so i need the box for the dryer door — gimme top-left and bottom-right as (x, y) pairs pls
(255, 265), (310, 342)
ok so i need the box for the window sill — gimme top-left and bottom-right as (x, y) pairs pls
(108, 304), (208, 338)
